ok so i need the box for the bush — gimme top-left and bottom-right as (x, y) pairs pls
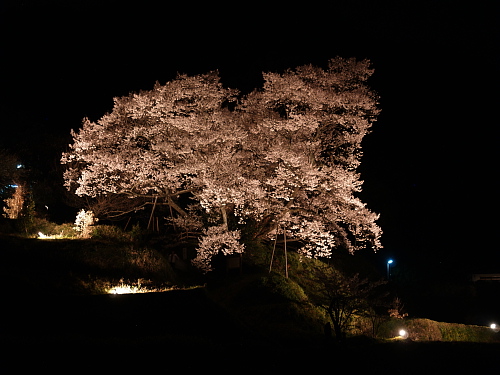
(351, 313), (387, 338)
(406, 319), (442, 341)
(377, 318), (404, 339)
(260, 272), (308, 303)
(378, 318), (500, 343)
(243, 240), (272, 269)
(77, 241), (172, 281)
(126, 246), (170, 276)
(438, 322), (500, 343)
(378, 318), (442, 341)
(23, 217), (79, 238)
(91, 225), (133, 242)
(51, 222), (79, 238)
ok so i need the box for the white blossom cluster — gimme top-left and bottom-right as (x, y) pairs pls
(74, 209), (97, 238)
(292, 220), (337, 258)
(191, 225), (245, 273)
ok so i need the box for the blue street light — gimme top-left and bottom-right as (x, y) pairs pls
(387, 259), (394, 280)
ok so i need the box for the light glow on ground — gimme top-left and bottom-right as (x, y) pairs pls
(38, 232), (55, 239)
(106, 280), (181, 294)
(37, 232), (68, 239)
(108, 285), (143, 294)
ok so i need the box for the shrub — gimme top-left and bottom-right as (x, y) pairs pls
(91, 225), (133, 242)
(30, 217), (58, 236)
(378, 318), (402, 338)
(23, 217), (79, 238)
(350, 315), (375, 337)
(378, 318), (442, 341)
(260, 272), (308, 303)
(126, 246), (170, 276)
(78, 242), (172, 280)
(73, 209), (97, 238)
(438, 322), (500, 343)
(406, 319), (442, 341)
(350, 311), (388, 338)
(243, 240), (272, 269)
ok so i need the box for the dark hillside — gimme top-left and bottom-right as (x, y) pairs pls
(1, 234), (499, 372)
(0, 234), (178, 295)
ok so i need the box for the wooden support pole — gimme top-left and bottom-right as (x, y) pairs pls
(284, 226), (288, 279)
(148, 196), (158, 230)
(269, 225), (279, 274)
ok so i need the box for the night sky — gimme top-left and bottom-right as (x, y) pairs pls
(1, 1), (498, 274)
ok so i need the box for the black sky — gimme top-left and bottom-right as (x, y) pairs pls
(1, 1), (499, 273)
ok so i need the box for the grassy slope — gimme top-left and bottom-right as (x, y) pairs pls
(0, 233), (179, 295)
(2, 233), (500, 371)
(1, 233), (499, 344)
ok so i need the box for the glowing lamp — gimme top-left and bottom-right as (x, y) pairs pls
(491, 324), (497, 329)
(399, 329), (407, 338)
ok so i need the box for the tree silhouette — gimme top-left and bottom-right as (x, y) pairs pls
(309, 263), (387, 342)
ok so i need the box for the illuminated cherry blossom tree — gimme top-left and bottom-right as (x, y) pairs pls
(62, 58), (382, 272)
(3, 183), (25, 219)
(74, 209), (97, 238)
(237, 58), (382, 256)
